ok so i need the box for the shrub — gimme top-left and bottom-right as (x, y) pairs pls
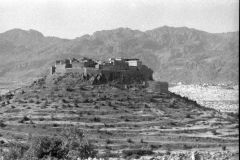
(28, 99), (35, 103)
(61, 127), (97, 159)
(106, 139), (112, 144)
(18, 116), (30, 123)
(52, 123), (59, 127)
(0, 121), (7, 128)
(24, 136), (66, 159)
(127, 138), (133, 143)
(39, 117), (45, 121)
(122, 149), (154, 158)
(222, 145), (227, 151)
(186, 114), (192, 118)
(183, 144), (192, 149)
(212, 130), (219, 135)
(93, 117), (101, 122)
(62, 99), (69, 103)
(66, 87), (74, 92)
(3, 127), (97, 160)
(149, 144), (161, 149)
(3, 142), (29, 160)
(35, 100), (41, 104)
(100, 150), (120, 158)
(165, 149), (171, 155)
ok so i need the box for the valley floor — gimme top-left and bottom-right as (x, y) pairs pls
(169, 84), (239, 113)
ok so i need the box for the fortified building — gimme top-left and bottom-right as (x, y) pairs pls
(51, 57), (153, 84)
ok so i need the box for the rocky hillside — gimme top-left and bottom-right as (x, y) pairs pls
(0, 26), (238, 87)
(0, 73), (238, 159)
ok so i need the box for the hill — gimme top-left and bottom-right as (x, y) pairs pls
(0, 26), (239, 88)
(0, 73), (238, 159)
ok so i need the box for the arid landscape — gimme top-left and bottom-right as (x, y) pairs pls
(0, 73), (239, 159)
(170, 84), (239, 113)
(0, 0), (239, 159)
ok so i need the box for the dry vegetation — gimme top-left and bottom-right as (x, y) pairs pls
(0, 73), (239, 159)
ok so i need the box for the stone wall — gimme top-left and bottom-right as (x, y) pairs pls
(55, 64), (66, 74)
(72, 62), (84, 68)
(65, 68), (85, 74)
(84, 67), (100, 76)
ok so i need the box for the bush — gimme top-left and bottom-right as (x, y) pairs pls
(122, 149), (154, 158)
(66, 87), (74, 92)
(2, 127), (97, 160)
(18, 116), (30, 123)
(62, 99), (69, 103)
(39, 117), (45, 121)
(186, 114), (192, 118)
(61, 127), (97, 159)
(24, 136), (66, 159)
(127, 138), (133, 143)
(3, 142), (29, 160)
(93, 117), (101, 122)
(28, 99), (35, 103)
(212, 130), (219, 135)
(106, 139), (112, 144)
(0, 121), (7, 128)
(52, 123), (59, 127)
(222, 145), (227, 151)
(100, 150), (120, 159)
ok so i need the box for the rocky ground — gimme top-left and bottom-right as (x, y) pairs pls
(169, 84), (239, 113)
(0, 73), (239, 159)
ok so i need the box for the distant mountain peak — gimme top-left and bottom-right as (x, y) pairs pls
(1, 28), (44, 38)
(28, 29), (44, 37)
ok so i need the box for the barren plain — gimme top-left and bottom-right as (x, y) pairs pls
(169, 84), (239, 113)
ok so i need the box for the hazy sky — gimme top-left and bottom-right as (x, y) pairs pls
(0, 0), (239, 38)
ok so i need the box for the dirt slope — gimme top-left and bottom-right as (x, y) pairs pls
(0, 74), (239, 158)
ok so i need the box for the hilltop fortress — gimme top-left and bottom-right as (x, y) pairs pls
(50, 57), (168, 92)
(51, 57), (153, 82)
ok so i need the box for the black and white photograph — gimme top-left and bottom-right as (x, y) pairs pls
(0, 0), (239, 159)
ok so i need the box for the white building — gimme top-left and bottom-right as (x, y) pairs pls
(125, 58), (142, 67)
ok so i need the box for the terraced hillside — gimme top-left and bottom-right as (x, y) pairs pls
(0, 73), (239, 159)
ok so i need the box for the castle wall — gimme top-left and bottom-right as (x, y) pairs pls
(100, 69), (151, 83)
(101, 70), (123, 82)
(72, 62), (84, 68)
(65, 68), (85, 73)
(138, 65), (153, 81)
(101, 64), (129, 70)
(55, 64), (66, 74)
(51, 66), (56, 74)
(84, 67), (100, 76)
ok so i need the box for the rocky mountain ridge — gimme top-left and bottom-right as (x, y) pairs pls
(0, 26), (238, 87)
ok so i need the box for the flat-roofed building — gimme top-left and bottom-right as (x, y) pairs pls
(125, 58), (142, 67)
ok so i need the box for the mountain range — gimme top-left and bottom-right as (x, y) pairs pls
(0, 26), (238, 87)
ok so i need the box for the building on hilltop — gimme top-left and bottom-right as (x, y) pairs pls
(51, 57), (154, 84)
(125, 58), (142, 67)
